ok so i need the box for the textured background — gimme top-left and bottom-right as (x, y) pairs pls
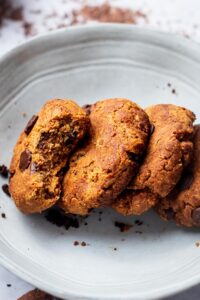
(1, 0), (200, 299)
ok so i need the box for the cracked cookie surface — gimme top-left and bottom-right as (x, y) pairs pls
(156, 124), (200, 227)
(60, 98), (150, 215)
(9, 99), (89, 214)
(113, 104), (195, 215)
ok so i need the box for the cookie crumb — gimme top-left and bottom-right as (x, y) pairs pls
(196, 241), (200, 247)
(167, 83), (171, 87)
(172, 89), (176, 94)
(81, 241), (86, 247)
(135, 219), (143, 226)
(0, 165), (9, 178)
(84, 222), (88, 226)
(113, 247), (117, 251)
(114, 221), (133, 232)
(6, 284), (11, 287)
(71, 4), (147, 25)
(1, 213), (6, 219)
(74, 241), (79, 246)
(2, 184), (11, 197)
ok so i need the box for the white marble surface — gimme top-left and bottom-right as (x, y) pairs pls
(1, 0), (200, 299)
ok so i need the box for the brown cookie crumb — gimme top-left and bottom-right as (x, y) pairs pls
(73, 241), (79, 246)
(135, 219), (143, 226)
(114, 221), (133, 232)
(196, 242), (200, 247)
(2, 184), (10, 197)
(113, 247), (117, 251)
(0, 165), (9, 178)
(71, 4), (147, 25)
(81, 241), (86, 247)
(1, 213), (6, 219)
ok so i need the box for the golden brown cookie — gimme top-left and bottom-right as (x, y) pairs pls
(60, 98), (150, 215)
(9, 99), (89, 214)
(113, 104), (195, 215)
(156, 124), (200, 227)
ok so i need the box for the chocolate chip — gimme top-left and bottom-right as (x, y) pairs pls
(19, 150), (32, 171)
(82, 104), (91, 116)
(24, 115), (38, 135)
(150, 124), (155, 135)
(44, 189), (54, 199)
(0, 165), (9, 178)
(2, 184), (10, 197)
(192, 207), (200, 225)
(164, 207), (175, 220)
(178, 173), (194, 191)
(37, 132), (51, 149)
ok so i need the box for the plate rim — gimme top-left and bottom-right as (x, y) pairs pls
(1, 23), (200, 300)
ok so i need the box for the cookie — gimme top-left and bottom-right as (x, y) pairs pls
(17, 289), (56, 300)
(113, 104), (195, 215)
(156, 124), (200, 227)
(60, 98), (150, 215)
(9, 99), (89, 214)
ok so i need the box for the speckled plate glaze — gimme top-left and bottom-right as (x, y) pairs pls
(0, 24), (200, 300)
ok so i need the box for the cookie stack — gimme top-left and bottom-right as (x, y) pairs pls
(9, 98), (199, 227)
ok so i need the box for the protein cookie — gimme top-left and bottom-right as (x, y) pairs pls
(60, 98), (150, 215)
(9, 99), (89, 214)
(113, 104), (195, 215)
(156, 124), (200, 227)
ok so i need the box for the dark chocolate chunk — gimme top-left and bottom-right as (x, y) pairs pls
(0, 165), (9, 178)
(2, 184), (10, 197)
(37, 132), (51, 150)
(19, 150), (32, 171)
(164, 207), (175, 220)
(24, 115), (38, 135)
(44, 189), (55, 199)
(192, 207), (200, 225)
(82, 104), (91, 116)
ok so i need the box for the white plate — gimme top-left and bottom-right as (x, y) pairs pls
(0, 24), (200, 300)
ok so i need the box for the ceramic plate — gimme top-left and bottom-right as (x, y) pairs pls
(0, 24), (200, 300)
